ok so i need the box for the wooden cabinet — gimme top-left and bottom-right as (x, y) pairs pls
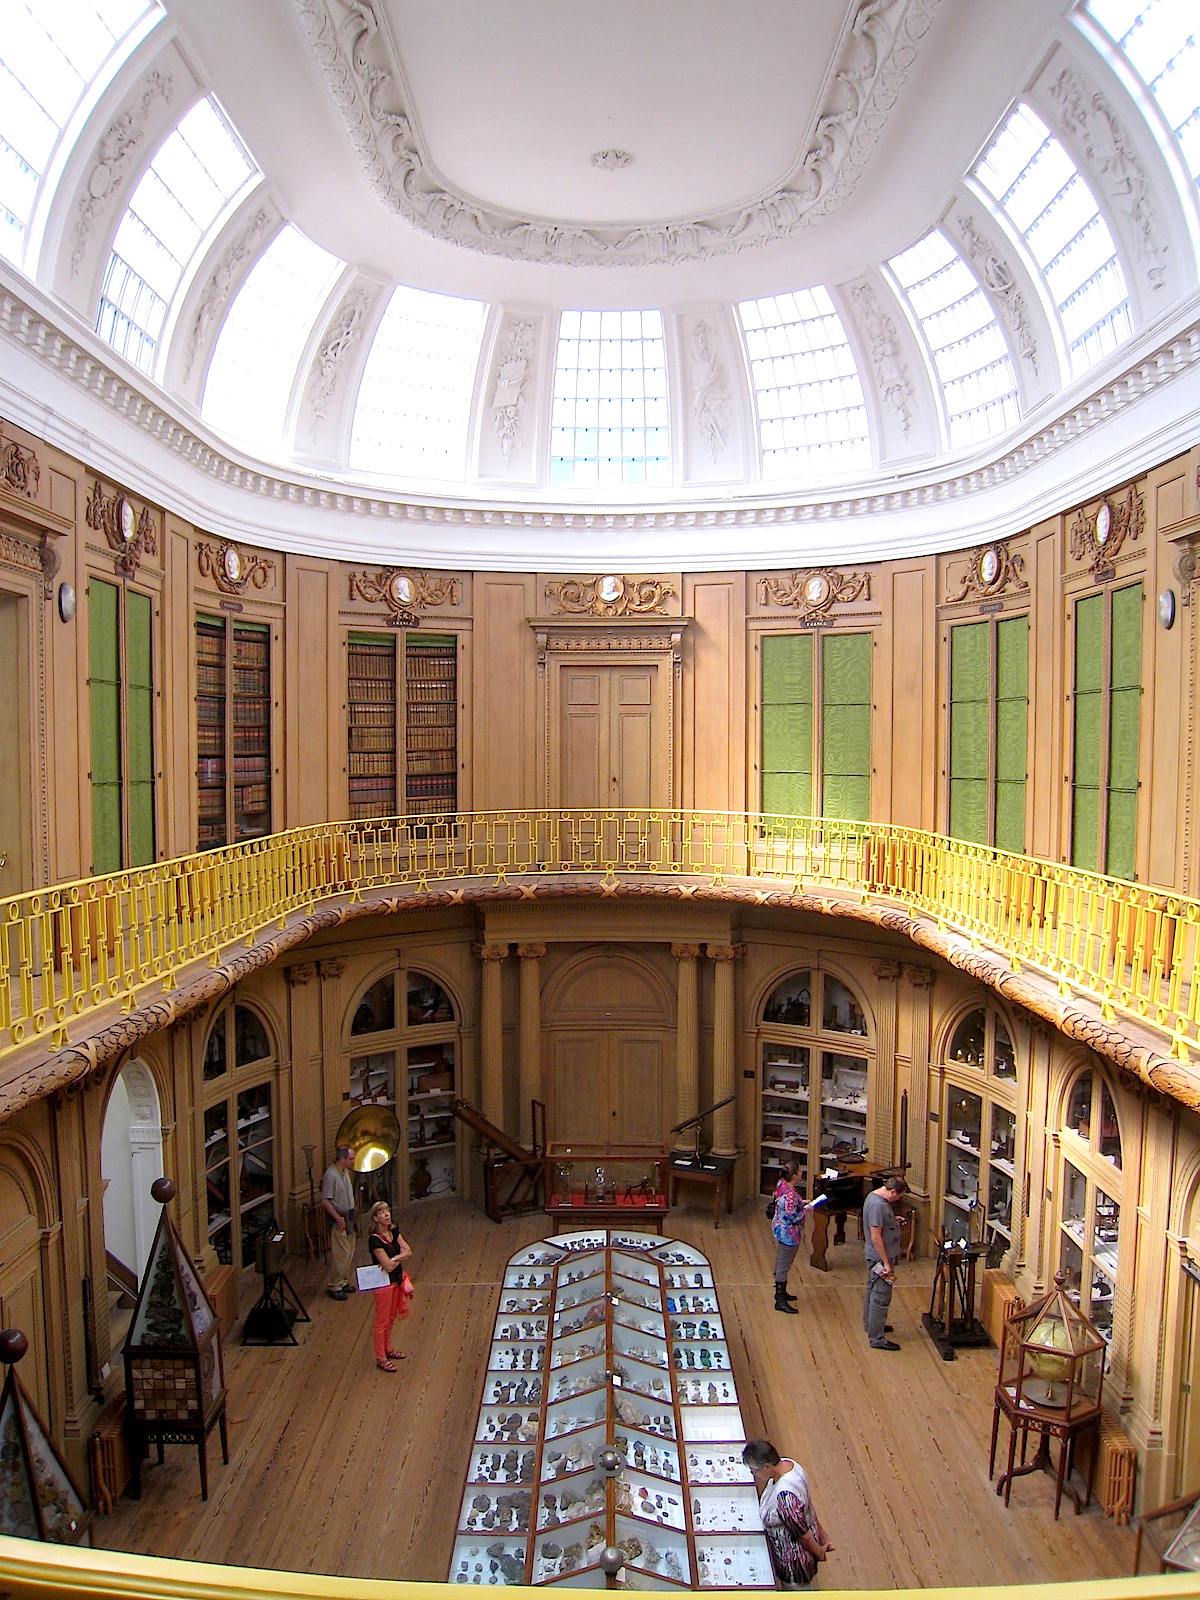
(196, 615), (271, 849)
(347, 633), (398, 819)
(346, 632), (458, 819)
(405, 633), (457, 816)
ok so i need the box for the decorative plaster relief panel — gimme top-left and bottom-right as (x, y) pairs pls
(293, 0), (943, 265)
(1033, 48), (1172, 309)
(476, 308), (548, 485)
(47, 38), (199, 316)
(168, 194), (282, 403)
(839, 273), (935, 460)
(294, 276), (384, 465)
(675, 309), (748, 486)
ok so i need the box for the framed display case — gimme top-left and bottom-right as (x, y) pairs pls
(544, 1146), (669, 1233)
(195, 615), (271, 849)
(0, 1329), (91, 1543)
(452, 1230), (772, 1588)
(758, 970), (872, 1198)
(938, 1007), (1020, 1252)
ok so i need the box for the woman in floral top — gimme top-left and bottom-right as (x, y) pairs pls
(771, 1156), (811, 1313)
(743, 1438), (834, 1588)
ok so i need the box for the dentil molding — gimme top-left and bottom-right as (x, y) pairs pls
(291, 0), (943, 265)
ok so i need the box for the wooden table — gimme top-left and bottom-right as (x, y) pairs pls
(668, 1156), (736, 1227)
(544, 1198), (668, 1234)
(989, 1384), (1101, 1519)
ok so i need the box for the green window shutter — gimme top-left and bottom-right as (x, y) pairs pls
(949, 622), (989, 844)
(1105, 584), (1142, 879)
(88, 580), (122, 874)
(761, 635), (813, 817)
(821, 632), (870, 821)
(125, 589), (155, 866)
(994, 615), (1028, 854)
(1071, 593), (1103, 871)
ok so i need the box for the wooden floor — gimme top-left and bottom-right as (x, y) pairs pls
(95, 1198), (1136, 1590)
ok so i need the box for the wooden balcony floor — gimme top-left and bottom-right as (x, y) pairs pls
(94, 1198), (1135, 1589)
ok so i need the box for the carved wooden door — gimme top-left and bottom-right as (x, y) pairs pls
(558, 663), (665, 811)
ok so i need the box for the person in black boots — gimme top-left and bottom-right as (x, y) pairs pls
(768, 1158), (823, 1314)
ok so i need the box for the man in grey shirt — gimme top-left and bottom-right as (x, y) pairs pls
(862, 1174), (907, 1350)
(321, 1144), (358, 1300)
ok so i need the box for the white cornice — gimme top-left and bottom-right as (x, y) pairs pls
(292, 0), (944, 267)
(2, 264), (1199, 571)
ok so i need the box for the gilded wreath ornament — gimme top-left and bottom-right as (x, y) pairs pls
(85, 480), (157, 576)
(1068, 485), (1143, 575)
(756, 568), (871, 619)
(946, 541), (1028, 603)
(197, 540), (274, 595)
(349, 568), (461, 625)
(544, 575), (676, 617)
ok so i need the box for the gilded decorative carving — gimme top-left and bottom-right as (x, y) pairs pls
(946, 541), (1028, 604)
(757, 568), (871, 618)
(1, 439), (40, 499)
(197, 540), (275, 595)
(294, 0), (942, 265)
(1068, 484), (1144, 575)
(349, 567), (460, 624)
(490, 318), (536, 465)
(71, 73), (174, 275)
(848, 280), (914, 434)
(544, 575), (676, 617)
(85, 480), (157, 576)
(688, 321), (731, 464)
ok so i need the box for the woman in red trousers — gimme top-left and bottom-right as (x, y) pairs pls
(366, 1200), (412, 1372)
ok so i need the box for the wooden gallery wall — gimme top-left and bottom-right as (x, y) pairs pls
(3, 414), (1200, 1507)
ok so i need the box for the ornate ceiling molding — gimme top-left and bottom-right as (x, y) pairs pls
(847, 279), (914, 434)
(70, 73), (174, 277)
(687, 321), (732, 465)
(2, 277), (1199, 540)
(291, 0), (943, 265)
(950, 212), (1039, 375)
(305, 285), (372, 426)
(490, 317), (536, 466)
(183, 206), (275, 382)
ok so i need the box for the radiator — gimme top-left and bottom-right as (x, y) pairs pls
(1096, 1415), (1137, 1524)
(88, 1396), (132, 1515)
(980, 1268), (1024, 1351)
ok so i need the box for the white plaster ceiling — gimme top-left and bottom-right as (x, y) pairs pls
(163, 0), (1076, 305)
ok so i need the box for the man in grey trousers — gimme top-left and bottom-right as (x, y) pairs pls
(863, 1174), (907, 1350)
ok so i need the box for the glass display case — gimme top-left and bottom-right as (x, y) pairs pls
(544, 1147), (669, 1232)
(452, 1231), (772, 1588)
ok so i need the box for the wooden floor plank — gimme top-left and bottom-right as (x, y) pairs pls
(95, 1198), (1135, 1588)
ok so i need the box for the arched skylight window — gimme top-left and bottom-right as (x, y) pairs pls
(887, 230), (1020, 448)
(202, 225), (343, 452)
(738, 288), (870, 477)
(550, 310), (669, 489)
(349, 284), (487, 480)
(974, 103), (1131, 375)
(97, 97), (255, 374)
(0, 0), (160, 265)
(1087, 0), (1200, 186)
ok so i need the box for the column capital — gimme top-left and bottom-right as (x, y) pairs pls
(706, 943), (743, 963)
(670, 942), (703, 960)
(517, 943), (548, 960)
(285, 962), (317, 987)
(318, 958), (346, 980)
(872, 960), (903, 982)
(904, 964), (934, 988)
(475, 942), (511, 963)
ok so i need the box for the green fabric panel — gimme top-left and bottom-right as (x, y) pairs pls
(408, 633), (455, 648)
(950, 622), (988, 703)
(1074, 593), (1103, 691)
(822, 774), (870, 820)
(995, 697), (1027, 782)
(823, 715), (870, 778)
(949, 706), (987, 780)
(762, 771), (813, 817)
(88, 580), (120, 683)
(994, 781), (1026, 854)
(1105, 790), (1137, 880)
(996, 616), (1028, 700)
(762, 634), (813, 705)
(348, 630), (394, 647)
(1108, 686), (1141, 790)
(762, 703), (813, 764)
(127, 779), (155, 867)
(126, 684), (153, 776)
(125, 590), (152, 689)
(89, 683), (121, 783)
(1110, 583), (1143, 688)
(949, 778), (988, 844)
(1073, 692), (1103, 785)
(1071, 785), (1100, 872)
(91, 785), (122, 875)
(822, 632), (871, 706)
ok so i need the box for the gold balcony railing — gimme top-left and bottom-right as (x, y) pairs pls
(0, 812), (1196, 1068)
(1, 1536), (1197, 1600)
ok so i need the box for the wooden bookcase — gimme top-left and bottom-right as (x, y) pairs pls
(195, 616), (271, 850)
(405, 633), (457, 817)
(347, 633), (398, 819)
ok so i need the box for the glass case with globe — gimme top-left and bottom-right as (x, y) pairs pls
(451, 1231), (772, 1587)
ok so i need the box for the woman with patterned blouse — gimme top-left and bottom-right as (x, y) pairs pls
(742, 1438), (835, 1588)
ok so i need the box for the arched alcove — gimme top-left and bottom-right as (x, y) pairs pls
(100, 1058), (164, 1282)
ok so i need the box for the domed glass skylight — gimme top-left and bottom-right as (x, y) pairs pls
(550, 310), (669, 489)
(1088, 0), (1200, 186)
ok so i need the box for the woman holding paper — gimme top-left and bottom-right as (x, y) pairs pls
(769, 1158), (825, 1314)
(366, 1200), (413, 1372)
